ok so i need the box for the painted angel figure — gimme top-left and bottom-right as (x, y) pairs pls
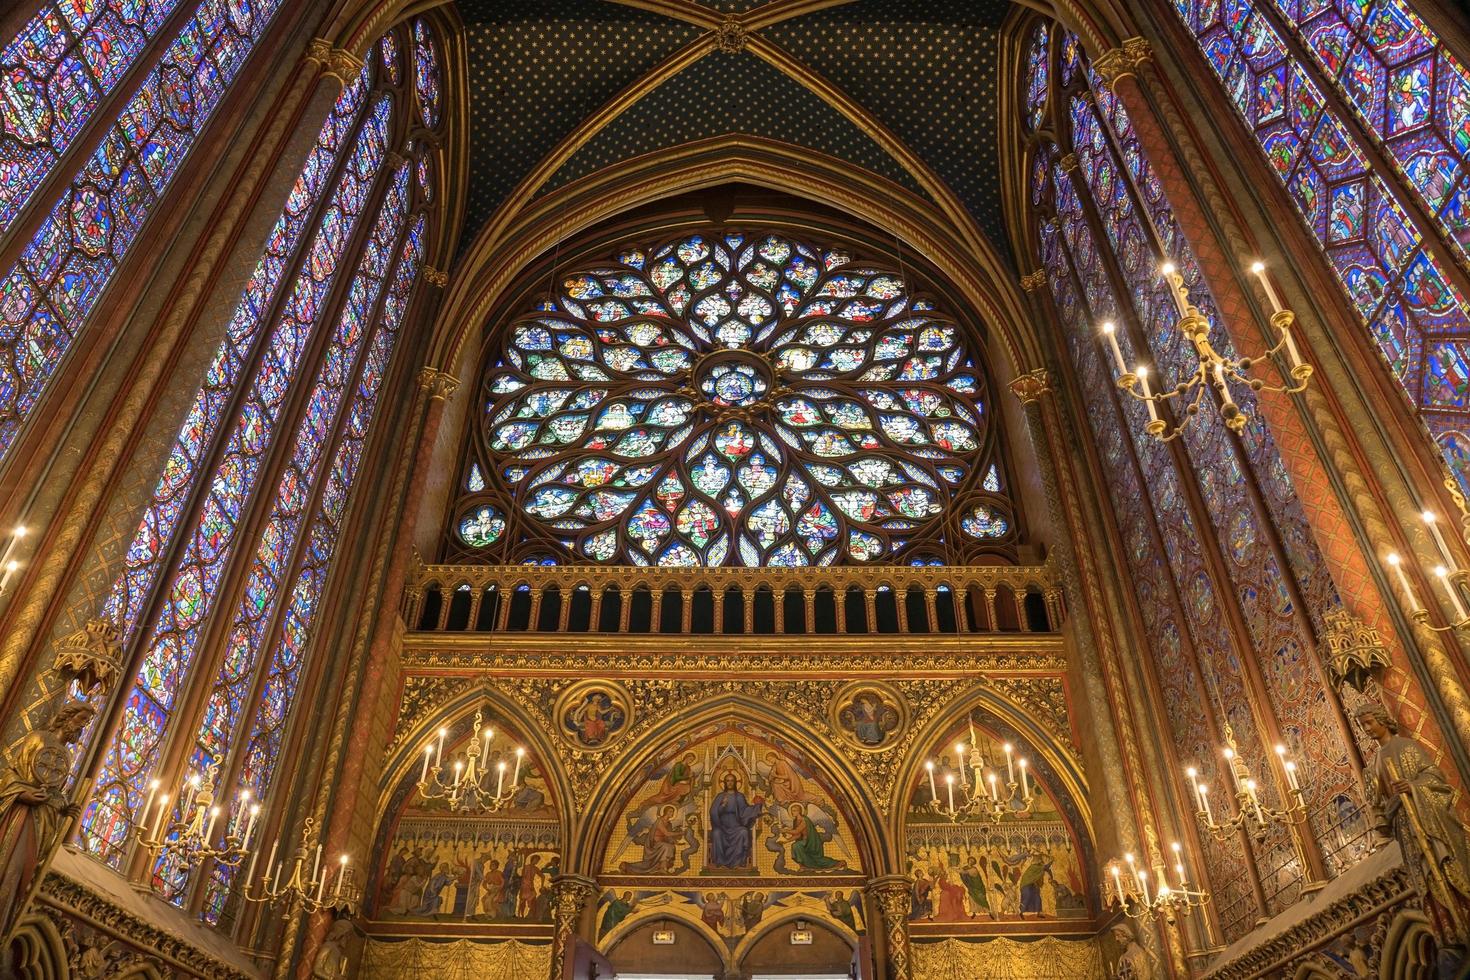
(1355, 703), (1470, 953)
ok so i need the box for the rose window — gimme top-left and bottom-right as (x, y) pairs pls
(461, 231), (1013, 566)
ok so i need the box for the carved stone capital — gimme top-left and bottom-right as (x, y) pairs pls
(548, 874), (599, 980)
(715, 16), (748, 54)
(1091, 37), (1152, 90)
(416, 367), (459, 401)
(305, 39), (366, 85)
(1019, 269), (1048, 293)
(1009, 368), (1053, 405)
(1058, 152), (1079, 173)
(422, 265), (449, 288)
(52, 618), (123, 696)
(866, 875), (914, 980)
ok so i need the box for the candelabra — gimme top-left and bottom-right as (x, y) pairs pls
(1184, 728), (1307, 842)
(416, 709), (524, 813)
(131, 764), (258, 872)
(1108, 845), (1210, 925)
(1385, 492), (1470, 633)
(924, 737), (1036, 824)
(242, 817), (360, 915)
(1100, 261), (1310, 443)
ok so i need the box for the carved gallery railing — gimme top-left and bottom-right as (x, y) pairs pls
(404, 564), (1063, 636)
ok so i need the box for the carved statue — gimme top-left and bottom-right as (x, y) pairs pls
(1355, 703), (1470, 952)
(0, 701), (93, 941)
(310, 919), (355, 978)
(1108, 923), (1154, 980)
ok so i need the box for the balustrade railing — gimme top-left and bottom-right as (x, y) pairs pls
(403, 564), (1062, 636)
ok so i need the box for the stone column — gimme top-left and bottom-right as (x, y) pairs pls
(865, 875), (913, 980)
(548, 873), (598, 980)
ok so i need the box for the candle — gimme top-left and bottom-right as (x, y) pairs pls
(1137, 366), (1159, 423)
(245, 803), (260, 844)
(1199, 785), (1214, 826)
(205, 806), (220, 844)
(1282, 325), (1303, 368)
(436, 728), (446, 768)
(1222, 747), (1241, 791)
(312, 843), (322, 890)
(1171, 842), (1188, 888)
(246, 833), (263, 886)
(1386, 553), (1422, 611)
(946, 774), (956, 814)
(1285, 760), (1300, 793)
(513, 747), (525, 788)
(1250, 261), (1284, 315)
(453, 760), (463, 789)
(1101, 322), (1127, 376)
(184, 773), (201, 811)
(1424, 511), (1458, 572)
(1246, 780), (1265, 823)
(1019, 758), (1030, 800)
(315, 867), (327, 902)
(497, 761), (507, 798)
(988, 772), (1000, 802)
(263, 840), (278, 886)
(152, 793), (170, 837)
(335, 855), (348, 899)
(925, 761), (938, 802)
(1112, 865), (1126, 906)
(0, 559), (19, 593)
(232, 790), (250, 838)
(421, 745), (432, 783)
(955, 742), (967, 783)
(1137, 869), (1151, 906)
(0, 525), (27, 572)
(1436, 565), (1468, 619)
(1004, 743), (1014, 785)
(139, 778), (159, 828)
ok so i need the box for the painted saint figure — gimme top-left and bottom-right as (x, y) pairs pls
(620, 805), (681, 874)
(838, 693), (899, 747)
(780, 802), (846, 871)
(1356, 703), (1470, 952)
(707, 773), (763, 869)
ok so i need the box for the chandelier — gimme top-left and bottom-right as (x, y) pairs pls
(1100, 261), (1310, 442)
(241, 816), (360, 914)
(132, 764), (257, 872)
(924, 735), (1035, 824)
(1108, 845), (1210, 925)
(415, 708), (525, 813)
(1185, 730), (1307, 841)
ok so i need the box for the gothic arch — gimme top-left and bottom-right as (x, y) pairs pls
(573, 694), (888, 876)
(598, 902), (734, 973)
(1379, 908), (1439, 980)
(728, 906), (859, 968)
(6, 915), (68, 980)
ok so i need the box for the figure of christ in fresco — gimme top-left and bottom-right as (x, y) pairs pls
(708, 773), (764, 869)
(777, 802), (847, 872)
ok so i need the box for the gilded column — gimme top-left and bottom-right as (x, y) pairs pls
(1096, 35), (1470, 773)
(866, 875), (913, 980)
(549, 873), (598, 980)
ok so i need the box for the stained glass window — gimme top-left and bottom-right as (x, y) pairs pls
(0, 0), (286, 464)
(80, 87), (394, 865)
(412, 18), (440, 129)
(466, 232), (1011, 567)
(1024, 23), (1050, 130)
(1170, 0), (1470, 492)
(0, 0), (188, 231)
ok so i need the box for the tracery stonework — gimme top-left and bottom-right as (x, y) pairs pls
(458, 231), (1015, 566)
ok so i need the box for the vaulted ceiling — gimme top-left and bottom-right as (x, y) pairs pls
(454, 0), (1015, 265)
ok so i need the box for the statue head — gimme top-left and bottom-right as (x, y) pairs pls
(48, 701), (96, 743)
(1353, 703), (1399, 737)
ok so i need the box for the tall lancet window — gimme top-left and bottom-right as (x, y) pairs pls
(0, 0), (290, 459)
(452, 231), (1018, 568)
(1021, 23), (1371, 940)
(75, 21), (443, 926)
(1171, 0), (1470, 489)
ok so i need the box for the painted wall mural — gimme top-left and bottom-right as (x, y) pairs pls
(905, 719), (1092, 933)
(596, 887), (866, 951)
(601, 720), (865, 881)
(369, 713), (560, 928)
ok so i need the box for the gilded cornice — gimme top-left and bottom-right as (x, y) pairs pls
(304, 38), (366, 84)
(1009, 368), (1054, 405)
